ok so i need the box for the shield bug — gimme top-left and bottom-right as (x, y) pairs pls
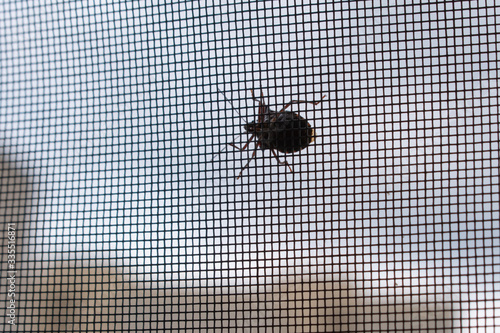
(216, 88), (326, 179)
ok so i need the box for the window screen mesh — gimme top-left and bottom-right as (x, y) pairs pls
(1, 1), (499, 332)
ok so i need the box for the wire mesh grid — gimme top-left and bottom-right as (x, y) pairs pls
(0, 1), (499, 332)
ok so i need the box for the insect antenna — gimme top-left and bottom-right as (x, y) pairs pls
(216, 89), (247, 122)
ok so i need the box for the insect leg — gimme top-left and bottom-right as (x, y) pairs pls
(249, 89), (262, 104)
(209, 135), (242, 162)
(270, 149), (294, 173)
(279, 94), (327, 112)
(224, 134), (258, 178)
(236, 146), (259, 179)
(228, 134), (255, 151)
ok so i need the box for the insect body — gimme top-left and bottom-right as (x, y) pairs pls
(244, 108), (314, 154)
(218, 89), (326, 179)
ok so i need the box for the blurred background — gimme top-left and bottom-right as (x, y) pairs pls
(0, 1), (499, 331)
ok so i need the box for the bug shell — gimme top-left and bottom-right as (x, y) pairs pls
(244, 111), (315, 153)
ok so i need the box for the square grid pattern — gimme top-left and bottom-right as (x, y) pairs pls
(0, 1), (499, 332)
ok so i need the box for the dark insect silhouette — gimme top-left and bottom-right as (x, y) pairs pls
(216, 89), (326, 179)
